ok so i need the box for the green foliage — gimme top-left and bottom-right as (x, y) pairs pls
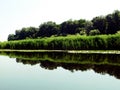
(116, 30), (120, 34)
(89, 29), (100, 36)
(92, 16), (106, 34)
(85, 21), (93, 35)
(8, 34), (15, 41)
(7, 10), (120, 45)
(60, 19), (87, 35)
(91, 10), (120, 34)
(1, 34), (120, 50)
(8, 27), (38, 41)
(76, 28), (86, 35)
(106, 10), (120, 34)
(37, 21), (59, 37)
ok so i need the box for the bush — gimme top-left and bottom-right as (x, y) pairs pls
(89, 29), (100, 36)
(116, 30), (120, 34)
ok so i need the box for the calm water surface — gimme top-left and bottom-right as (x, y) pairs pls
(0, 53), (120, 90)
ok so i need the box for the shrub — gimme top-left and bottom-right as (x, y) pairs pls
(89, 29), (100, 36)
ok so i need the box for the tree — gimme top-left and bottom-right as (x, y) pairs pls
(92, 16), (106, 34)
(85, 21), (93, 35)
(75, 19), (87, 33)
(8, 27), (38, 41)
(106, 10), (120, 34)
(112, 10), (120, 32)
(60, 19), (87, 35)
(60, 19), (76, 35)
(8, 34), (15, 41)
(37, 21), (59, 37)
(7, 10), (120, 41)
(106, 14), (116, 34)
(24, 27), (38, 38)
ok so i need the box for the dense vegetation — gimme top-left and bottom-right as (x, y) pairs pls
(0, 10), (119, 50)
(8, 10), (120, 41)
(1, 34), (120, 50)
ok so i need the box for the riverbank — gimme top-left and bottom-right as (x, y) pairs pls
(0, 49), (120, 54)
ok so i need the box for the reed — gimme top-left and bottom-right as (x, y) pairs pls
(0, 34), (120, 50)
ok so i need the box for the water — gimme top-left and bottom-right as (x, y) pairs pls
(0, 52), (120, 90)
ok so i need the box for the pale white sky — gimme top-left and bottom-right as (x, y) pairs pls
(0, 0), (120, 41)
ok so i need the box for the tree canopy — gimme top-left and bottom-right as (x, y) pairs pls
(8, 10), (120, 41)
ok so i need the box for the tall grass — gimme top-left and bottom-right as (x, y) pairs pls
(0, 34), (120, 50)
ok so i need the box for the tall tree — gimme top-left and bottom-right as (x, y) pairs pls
(37, 21), (59, 37)
(112, 10), (120, 31)
(60, 19), (76, 35)
(106, 10), (120, 34)
(60, 19), (87, 35)
(92, 16), (107, 34)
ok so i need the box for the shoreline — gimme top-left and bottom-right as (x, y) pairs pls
(0, 49), (120, 54)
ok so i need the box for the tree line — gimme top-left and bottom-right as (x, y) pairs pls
(8, 10), (120, 41)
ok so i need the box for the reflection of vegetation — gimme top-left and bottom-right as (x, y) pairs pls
(16, 58), (120, 79)
(1, 52), (120, 65)
(1, 52), (120, 79)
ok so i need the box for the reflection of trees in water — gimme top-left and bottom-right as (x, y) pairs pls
(16, 58), (120, 79)
(2, 51), (120, 79)
(93, 65), (120, 79)
(16, 58), (40, 65)
(6, 52), (120, 64)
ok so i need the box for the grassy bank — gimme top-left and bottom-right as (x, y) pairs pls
(0, 34), (120, 50)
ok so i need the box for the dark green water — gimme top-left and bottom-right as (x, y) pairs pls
(0, 52), (120, 90)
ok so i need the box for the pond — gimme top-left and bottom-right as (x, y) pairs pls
(0, 51), (120, 90)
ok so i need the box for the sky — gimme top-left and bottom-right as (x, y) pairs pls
(0, 0), (120, 41)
